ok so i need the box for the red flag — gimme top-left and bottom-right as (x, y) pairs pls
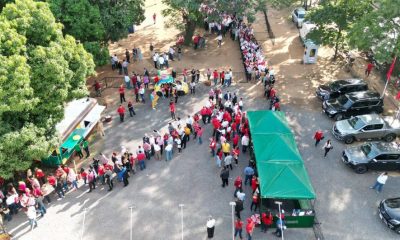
(387, 56), (397, 81)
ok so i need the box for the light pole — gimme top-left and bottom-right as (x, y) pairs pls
(275, 201), (284, 240)
(80, 208), (88, 240)
(229, 201), (236, 240)
(129, 205), (136, 240)
(179, 204), (184, 240)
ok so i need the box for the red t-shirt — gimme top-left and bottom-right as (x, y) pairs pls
(35, 169), (45, 178)
(235, 220), (243, 229)
(119, 87), (125, 94)
(233, 135), (239, 145)
(246, 222), (254, 234)
(314, 131), (323, 140)
(47, 176), (56, 186)
(367, 63), (374, 71)
(137, 152), (146, 161)
(170, 104), (175, 112)
(213, 71), (218, 78)
(117, 106), (125, 114)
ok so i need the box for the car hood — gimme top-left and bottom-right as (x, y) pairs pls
(344, 146), (368, 163)
(335, 120), (356, 134)
(383, 199), (400, 220)
(326, 98), (343, 109)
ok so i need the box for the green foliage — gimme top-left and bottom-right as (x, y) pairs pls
(83, 41), (109, 69)
(306, 0), (373, 59)
(348, 0), (400, 63)
(0, 0), (94, 179)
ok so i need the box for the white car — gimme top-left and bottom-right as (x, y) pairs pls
(292, 8), (306, 28)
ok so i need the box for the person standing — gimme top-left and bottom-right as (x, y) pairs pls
(82, 139), (90, 158)
(250, 192), (259, 212)
(221, 141), (231, 157)
(217, 34), (222, 47)
(177, 46), (182, 61)
(244, 165), (254, 185)
(119, 85), (126, 103)
(313, 130), (324, 146)
(274, 217), (285, 237)
(220, 167), (229, 187)
(93, 80), (101, 97)
(234, 218), (243, 240)
(213, 69), (218, 86)
(117, 104), (126, 122)
(241, 134), (249, 153)
(196, 126), (203, 144)
(128, 101), (136, 117)
(370, 172), (388, 193)
(323, 139), (333, 157)
(74, 144), (83, 159)
(245, 218), (255, 240)
(139, 86), (145, 103)
(206, 216), (216, 239)
(224, 154), (233, 170)
(97, 120), (105, 137)
(190, 81), (196, 94)
(122, 59), (128, 75)
(261, 211), (273, 232)
(125, 49), (130, 63)
(209, 138), (216, 157)
(87, 169), (96, 192)
(152, 13), (156, 24)
(235, 198), (244, 219)
(365, 62), (374, 77)
(169, 101), (176, 120)
(27, 205), (38, 230)
(207, 68), (211, 81)
(104, 168), (113, 191)
(165, 143), (173, 161)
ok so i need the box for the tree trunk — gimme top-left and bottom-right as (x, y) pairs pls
(184, 20), (196, 46)
(333, 29), (342, 60)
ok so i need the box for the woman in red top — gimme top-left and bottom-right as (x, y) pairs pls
(220, 71), (225, 85)
(169, 101), (176, 120)
(250, 192), (259, 212)
(119, 85), (126, 103)
(117, 104), (126, 122)
(232, 146), (240, 165)
(251, 176), (258, 193)
(35, 167), (45, 185)
(261, 211), (273, 232)
(232, 134), (239, 148)
(246, 218), (255, 240)
(234, 176), (242, 191)
(234, 218), (243, 239)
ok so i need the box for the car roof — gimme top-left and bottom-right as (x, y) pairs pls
(356, 114), (384, 125)
(334, 79), (366, 86)
(296, 7), (306, 12)
(346, 90), (381, 101)
(371, 141), (400, 154)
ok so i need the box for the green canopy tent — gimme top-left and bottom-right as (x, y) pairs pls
(247, 110), (316, 228)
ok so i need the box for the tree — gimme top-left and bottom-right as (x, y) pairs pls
(348, 0), (400, 63)
(0, 0), (94, 179)
(306, 0), (373, 60)
(162, 0), (266, 46)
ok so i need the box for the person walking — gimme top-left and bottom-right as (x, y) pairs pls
(234, 218), (243, 239)
(221, 141), (231, 157)
(128, 101), (136, 117)
(82, 139), (90, 158)
(197, 126), (203, 144)
(206, 216), (216, 239)
(245, 218), (255, 240)
(87, 169), (96, 192)
(119, 85), (126, 103)
(220, 167), (229, 187)
(169, 101), (176, 120)
(104, 168), (113, 191)
(370, 172), (388, 193)
(152, 13), (156, 24)
(27, 205), (38, 230)
(244, 165), (254, 185)
(274, 217), (285, 237)
(224, 154), (233, 170)
(365, 62), (374, 77)
(165, 143), (173, 161)
(217, 34), (222, 47)
(323, 139), (333, 157)
(261, 211), (273, 232)
(250, 192), (259, 212)
(209, 138), (216, 157)
(313, 130), (324, 146)
(241, 134), (249, 153)
(235, 198), (244, 219)
(117, 104), (126, 122)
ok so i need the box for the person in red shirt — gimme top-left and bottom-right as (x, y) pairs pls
(93, 80), (101, 97)
(313, 130), (324, 146)
(80, 168), (88, 185)
(205, 107), (212, 124)
(273, 101), (280, 111)
(119, 85), (126, 103)
(152, 13), (156, 24)
(98, 164), (105, 185)
(261, 211), (273, 232)
(232, 146), (240, 165)
(246, 218), (255, 240)
(220, 71), (225, 85)
(232, 133), (239, 148)
(211, 117), (221, 137)
(209, 138), (216, 157)
(137, 151), (146, 170)
(117, 104), (125, 122)
(169, 101), (176, 120)
(365, 62), (374, 77)
(251, 176), (258, 193)
(234, 176), (242, 191)
(213, 70), (219, 86)
(47, 174), (56, 186)
(34, 167), (45, 185)
(234, 218), (243, 239)
(250, 192), (259, 212)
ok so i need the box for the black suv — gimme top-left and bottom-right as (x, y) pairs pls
(322, 90), (383, 120)
(316, 79), (368, 100)
(379, 198), (400, 234)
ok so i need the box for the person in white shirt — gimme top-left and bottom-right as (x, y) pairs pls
(158, 55), (165, 69)
(241, 134), (250, 153)
(236, 190), (245, 201)
(217, 34), (222, 47)
(27, 205), (37, 230)
(165, 143), (173, 161)
(153, 53), (159, 69)
(370, 172), (388, 193)
(206, 216), (216, 238)
(238, 98), (243, 111)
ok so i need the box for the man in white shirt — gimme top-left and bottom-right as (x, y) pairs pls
(158, 54), (165, 69)
(370, 172), (388, 193)
(153, 53), (159, 69)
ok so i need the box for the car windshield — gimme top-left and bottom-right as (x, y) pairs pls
(360, 143), (376, 158)
(298, 13), (305, 18)
(337, 95), (352, 108)
(386, 199), (400, 209)
(329, 80), (346, 91)
(348, 116), (365, 129)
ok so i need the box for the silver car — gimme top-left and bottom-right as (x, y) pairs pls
(332, 114), (400, 144)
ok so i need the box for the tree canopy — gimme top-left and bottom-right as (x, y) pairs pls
(162, 0), (266, 45)
(306, 0), (374, 60)
(348, 0), (400, 63)
(0, 0), (94, 179)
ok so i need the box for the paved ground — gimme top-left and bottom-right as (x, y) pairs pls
(5, 1), (400, 240)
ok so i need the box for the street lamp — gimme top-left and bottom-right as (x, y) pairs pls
(229, 201), (236, 240)
(80, 208), (88, 240)
(179, 204), (185, 240)
(275, 201), (284, 240)
(128, 205), (136, 240)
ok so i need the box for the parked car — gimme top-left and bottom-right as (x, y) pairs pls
(332, 114), (400, 144)
(379, 197), (400, 234)
(299, 21), (316, 44)
(291, 8), (306, 28)
(316, 79), (368, 100)
(322, 90), (383, 120)
(342, 142), (400, 173)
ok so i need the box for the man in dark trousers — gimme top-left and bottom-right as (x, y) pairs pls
(235, 198), (244, 219)
(220, 167), (229, 187)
